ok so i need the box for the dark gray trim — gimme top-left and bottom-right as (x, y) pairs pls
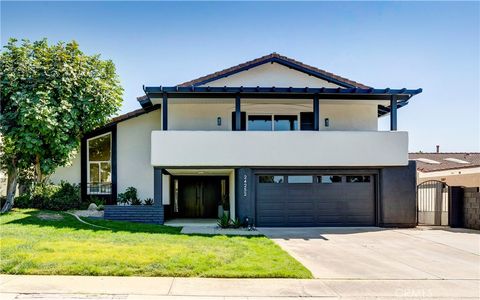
(87, 105), (161, 137)
(313, 95), (320, 131)
(378, 161), (417, 227)
(390, 95), (397, 131)
(235, 95), (241, 131)
(81, 124), (117, 205)
(153, 167), (163, 207)
(162, 94), (168, 130)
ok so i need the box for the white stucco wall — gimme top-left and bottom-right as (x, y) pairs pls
(201, 62), (341, 88)
(169, 102), (234, 130)
(167, 100), (379, 131)
(50, 152), (81, 185)
(320, 103), (378, 131)
(151, 131), (409, 167)
(117, 109), (162, 200)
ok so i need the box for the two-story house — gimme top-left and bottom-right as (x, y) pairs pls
(51, 53), (422, 227)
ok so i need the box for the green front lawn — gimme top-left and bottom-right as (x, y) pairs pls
(0, 209), (311, 278)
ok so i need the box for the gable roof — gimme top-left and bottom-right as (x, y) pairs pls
(177, 53), (371, 89)
(409, 153), (480, 172)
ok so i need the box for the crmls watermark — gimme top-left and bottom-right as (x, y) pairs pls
(243, 174), (248, 197)
(395, 288), (433, 297)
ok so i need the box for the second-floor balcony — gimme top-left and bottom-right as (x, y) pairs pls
(151, 130), (409, 167)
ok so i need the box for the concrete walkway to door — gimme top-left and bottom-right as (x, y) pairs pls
(259, 226), (480, 280)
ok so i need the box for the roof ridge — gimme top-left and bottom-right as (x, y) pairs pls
(176, 52), (371, 89)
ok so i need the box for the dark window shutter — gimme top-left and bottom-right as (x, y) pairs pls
(231, 112), (246, 131)
(300, 112), (314, 130)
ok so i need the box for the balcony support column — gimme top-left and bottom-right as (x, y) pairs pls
(162, 94), (168, 130)
(390, 95), (397, 131)
(235, 94), (241, 131)
(313, 94), (320, 131)
(153, 167), (163, 207)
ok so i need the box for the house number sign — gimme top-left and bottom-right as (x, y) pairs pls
(243, 174), (248, 197)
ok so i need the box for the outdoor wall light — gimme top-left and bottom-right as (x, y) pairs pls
(324, 118), (330, 127)
(217, 117), (222, 126)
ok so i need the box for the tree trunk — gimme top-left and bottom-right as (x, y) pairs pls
(35, 154), (43, 183)
(1, 167), (18, 213)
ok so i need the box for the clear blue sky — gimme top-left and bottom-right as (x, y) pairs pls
(2, 1), (479, 152)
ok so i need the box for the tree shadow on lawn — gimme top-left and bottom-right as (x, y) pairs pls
(2, 209), (262, 239)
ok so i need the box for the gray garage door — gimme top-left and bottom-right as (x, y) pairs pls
(256, 174), (375, 227)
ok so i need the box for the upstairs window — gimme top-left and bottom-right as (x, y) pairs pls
(87, 133), (112, 194)
(248, 115), (272, 131)
(274, 115), (298, 131)
(248, 114), (298, 131)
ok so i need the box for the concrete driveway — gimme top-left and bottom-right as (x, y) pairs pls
(259, 226), (480, 280)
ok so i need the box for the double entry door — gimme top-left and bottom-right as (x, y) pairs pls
(173, 176), (228, 218)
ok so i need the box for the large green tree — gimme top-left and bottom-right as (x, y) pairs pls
(0, 39), (123, 212)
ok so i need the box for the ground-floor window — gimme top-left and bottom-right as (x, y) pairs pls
(87, 132), (112, 194)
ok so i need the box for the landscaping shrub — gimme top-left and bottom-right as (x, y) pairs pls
(31, 184), (61, 209)
(48, 181), (81, 210)
(118, 186), (139, 205)
(217, 213), (230, 228)
(89, 196), (105, 207)
(14, 181), (81, 211)
(231, 217), (242, 229)
(144, 198), (154, 205)
(14, 194), (31, 208)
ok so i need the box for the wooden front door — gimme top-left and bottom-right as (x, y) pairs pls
(177, 176), (224, 218)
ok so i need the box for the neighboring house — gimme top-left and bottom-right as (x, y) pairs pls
(51, 53), (422, 227)
(410, 152), (480, 187)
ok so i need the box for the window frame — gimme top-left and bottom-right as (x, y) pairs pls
(86, 132), (112, 195)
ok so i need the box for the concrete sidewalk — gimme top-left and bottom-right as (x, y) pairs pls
(1, 275), (479, 299)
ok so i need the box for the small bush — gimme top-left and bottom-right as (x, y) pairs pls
(217, 213), (230, 228)
(14, 181), (81, 211)
(131, 198), (142, 205)
(144, 198), (154, 205)
(231, 217), (242, 229)
(89, 196), (105, 207)
(49, 181), (81, 210)
(118, 186), (139, 205)
(31, 184), (61, 209)
(14, 194), (31, 208)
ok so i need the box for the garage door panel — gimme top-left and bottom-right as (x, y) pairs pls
(314, 200), (344, 211)
(256, 173), (375, 227)
(257, 217), (286, 226)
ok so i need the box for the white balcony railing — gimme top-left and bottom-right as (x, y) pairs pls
(151, 131), (408, 167)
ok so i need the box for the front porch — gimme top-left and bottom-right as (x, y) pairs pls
(161, 169), (236, 222)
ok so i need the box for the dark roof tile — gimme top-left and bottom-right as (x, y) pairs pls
(409, 153), (480, 172)
(177, 53), (371, 89)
